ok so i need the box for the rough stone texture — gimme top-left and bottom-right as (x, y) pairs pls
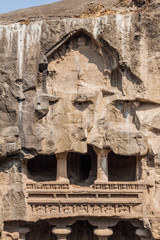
(0, 0), (160, 239)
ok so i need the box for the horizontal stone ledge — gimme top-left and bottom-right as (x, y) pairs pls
(27, 200), (142, 204)
(26, 189), (146, 195)
(27, 192), (140, 196)
(26, 182), (146, 191)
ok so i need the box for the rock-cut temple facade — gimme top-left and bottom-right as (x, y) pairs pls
(0, 0), (160, 239)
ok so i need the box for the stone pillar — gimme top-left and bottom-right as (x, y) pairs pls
(136, 156), (140, 181)
(141, 157), (147, 181)
(94, 148), (110, 182)
(94, 228), (113, 240)
(135, 228), (151, 240)
(89, 218), (118, 240)
(19, 227), (30, 240)
(56, 152), (69, 183)
(52, 227), (71, 240)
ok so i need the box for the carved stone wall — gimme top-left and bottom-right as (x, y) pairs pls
(0, 0), (160, 239)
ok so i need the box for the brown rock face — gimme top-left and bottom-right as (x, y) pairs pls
(0, 0), (160, 239)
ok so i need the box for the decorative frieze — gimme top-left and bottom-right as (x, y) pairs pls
(26, 183), (69, 190)
(26, 182), (145, 191)
(94, 183), (145, 191)
(26, 181), (145, 219)
(29, 203), (137, 216)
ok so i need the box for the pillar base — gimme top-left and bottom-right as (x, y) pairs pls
(94, 180), (109, 184)
(56, 177), (69, 183)
(94, 228), (113, 240)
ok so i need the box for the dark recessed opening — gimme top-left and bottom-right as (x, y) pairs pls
(68, 220), (98, 240)
(109, 221), (141, 240)
(27, 155), (57, 181)
(108, 151), (136, 181)
(80, 154), (91, 180)
(39, 63), (48, 73)
(67, 145), (97, 186)
(26, 220), (56, 240)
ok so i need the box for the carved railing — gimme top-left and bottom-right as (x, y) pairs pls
(94, 182), (146, 191)
(26, 182), (69, 190)
(25, 181), (146, 219)
(26, 182), (145, 191)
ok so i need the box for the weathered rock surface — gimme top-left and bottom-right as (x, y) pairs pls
(0, 0), (160, 239)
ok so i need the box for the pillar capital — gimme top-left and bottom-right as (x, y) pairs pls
(52, 227), (71, 240)
(93, 147), (110, 156)
(94, 228), (113, 240)
(89, 218), (118, 228)
(56, 152), (68, 159)
(48, 218), (76, 227)
(135, 228), (151, 240)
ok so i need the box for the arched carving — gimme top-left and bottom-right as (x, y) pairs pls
(44, 29), (119, 93)
(37, 29), (145, 99)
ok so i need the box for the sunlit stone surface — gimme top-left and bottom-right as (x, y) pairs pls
(0, 0), (160, 239)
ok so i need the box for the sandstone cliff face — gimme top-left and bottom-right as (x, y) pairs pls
(0, 0), (160, 239)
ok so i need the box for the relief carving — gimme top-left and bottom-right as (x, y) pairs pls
(29, 203), (136, 216)
(91, 205), (102, 214)
(26, 183), (69, 190)
(94, 183), (145, 191)
(0, 4), (159, 238)
(62, 205), (74, 214)
(76, 205), (88, 214)
(103, 205), (115, 214)
(117, 205), (130, 213)
(49, 205), (60, 214)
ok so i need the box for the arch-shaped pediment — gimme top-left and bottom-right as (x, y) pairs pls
(45, 29), (119, 64)
(43, 29), (119, 93)
(38, 29), (145, 97)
